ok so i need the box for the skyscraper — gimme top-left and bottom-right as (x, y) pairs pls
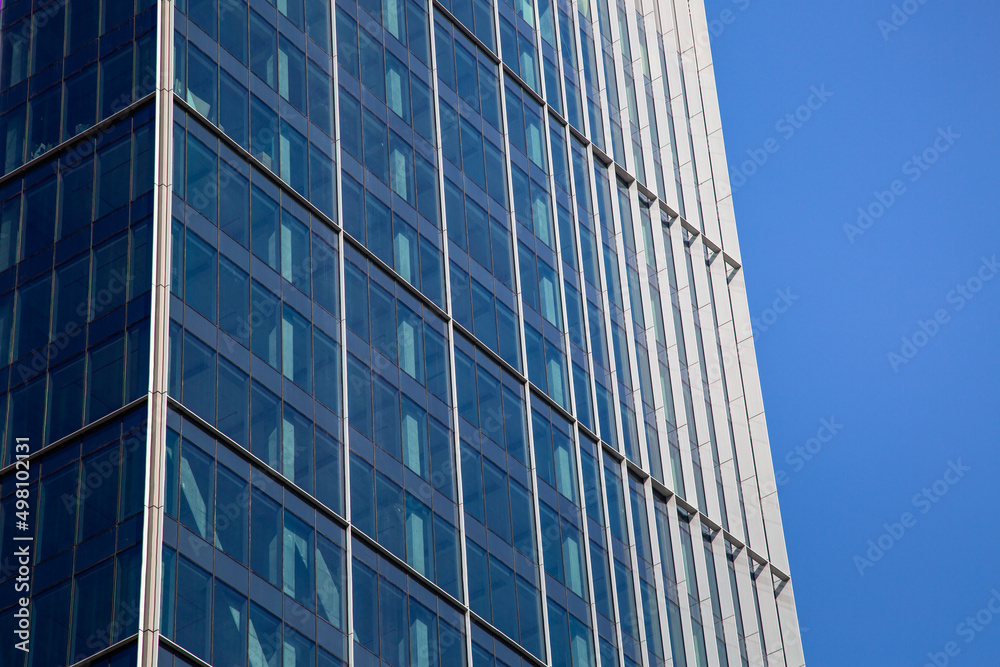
(0, 0), (804, 663)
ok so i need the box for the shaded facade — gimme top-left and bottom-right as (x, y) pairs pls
(0, 0), (804, 665)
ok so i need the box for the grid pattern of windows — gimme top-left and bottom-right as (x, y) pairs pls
(160, 411), (348, 665)
(0, 0), (803, 663)
(0, 109), (154, 466)
(0, 410), (146, 667)
(0, 0), (157, 175)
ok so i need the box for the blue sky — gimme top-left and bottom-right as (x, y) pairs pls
(704, 1), (1000, 664)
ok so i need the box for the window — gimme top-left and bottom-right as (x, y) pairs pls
(249, 11), (277, 86)
(44, 356), (84, 442)
(309, 60), (335, 137)
(283, 509), (315, 606)
(251, 282), (281, 368)
(187, 45), (218, 122)
(279, 35), (307, 110)
(250, 488), (282, 586)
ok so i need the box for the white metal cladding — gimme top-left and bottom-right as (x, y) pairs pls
(136, 0), (806, 663)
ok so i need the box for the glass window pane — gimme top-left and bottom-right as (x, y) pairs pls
(219, 257), (250, 345)
(283, 404), (314, 492)
(249, 602), (282, 667)
(347, 354), (372, 439)
(46, 354), (85, 441)
(220, 72), (250, 149)
(251, 382), (281, 468)
(213, 580), (248, 665)
(178, 438), (214, 543)
(24, 177), (57, 256)
(251, 95), (279, 170)
(386, 52), (410, 123)
(216, 465), (248, 563)
(489, 558), (518, 639)
(433, 512), (461, 599)
(379, 579), (409, 666)
(185, 229), (218, 320)
(187, 44), (218, 122)
(376, 472), (405, 558)
(400, 396), (427, 476)
(251, 489), (282, 586)
(316, 534), (345, 628)
(183, 332), (217, 424)
(283, 509), (315, 606)
(281, 303), (312, 388)
(87, 335), (124, 422)
(351, 455), (375, 536)
(359, 28), (385, 100)
(100, 46), (133, 118)
(405, 492), (433, 577)
(37, 464), (79, 562)
(314, 329), (341, 413)
(336, 9), (359, 78)
(251, 282), (281, 368)
(176, 557), (213, 660)
(249, 11), (277, 86)
(279, 35), (307, 110)
(352, 561), (379, 653)
(308, 60), (335, 136)
(30, 580), (71, 667)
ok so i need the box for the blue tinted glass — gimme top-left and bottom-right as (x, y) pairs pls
(283, 509), (315, 606)
(250, 489), (282, 586)
(185, 229), (217, 320)
(87, 334), (125, 421)
(352, 561), (379, 653)
(183, 332), (217, 423)
(379, 579), (408, 664)
(178, 439), (214, 542)
(351, 455), (375, 535)
(48, 355), (85, 441)
(376, 472), (405, 558)
(30, 581), (71, 667)
(466, 539), (490, 619)
(336, 10), (359, 79)
(249, 11), (277, 86)
(216, 465), (248, 563)
(315, 428), (343, 514)
(176, 557), (212, 660)
(37, 464), (79, 561)
(282, 304), (312, 388)
(251, 282), (281, 368)
(249, 602), (282, 666)
(186, 134), (218, 222)
(219, 258), (249, 345)
(316, 534), (344, 627)
(213, 580), (247, 665)
(251, 382), (281, 468)
(187, 44), (218, 123)
(347, 354), (372, 439)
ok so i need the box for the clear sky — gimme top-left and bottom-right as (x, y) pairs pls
(704, 1), (1000, 665)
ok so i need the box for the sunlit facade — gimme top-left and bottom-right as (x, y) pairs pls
(0, 0), (803, 664)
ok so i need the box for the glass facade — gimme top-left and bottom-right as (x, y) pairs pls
(0, 0), (804, 664)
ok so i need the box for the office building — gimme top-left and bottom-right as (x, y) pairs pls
(0, 0), (804, 664)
